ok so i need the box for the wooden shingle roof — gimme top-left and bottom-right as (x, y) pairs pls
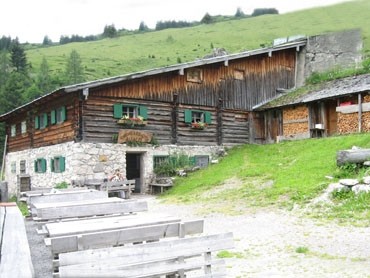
(254, 73), (370, 110)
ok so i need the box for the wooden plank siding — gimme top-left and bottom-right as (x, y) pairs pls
(5, 48), (297, 151)
(6, 94), (79, 152)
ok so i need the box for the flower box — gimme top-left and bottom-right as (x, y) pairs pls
(191, 122), (207, 130)
(117, 116), (147, 127)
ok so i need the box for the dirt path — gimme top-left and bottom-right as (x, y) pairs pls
(146, 196), (370, 278)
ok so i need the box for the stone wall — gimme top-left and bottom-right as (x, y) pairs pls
(304, 29), (363, 80)
(4, 142), (224, 196)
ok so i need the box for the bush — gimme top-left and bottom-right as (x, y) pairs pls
(54, 181), (68, 189)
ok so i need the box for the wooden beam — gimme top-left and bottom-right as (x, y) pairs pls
(358, 93), (362, 132)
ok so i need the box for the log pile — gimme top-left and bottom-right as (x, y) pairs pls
(283, 106), (308, 121)
(282, 105), (309, 136)
(337, 113), (358, 134)
(361, 112), (370, 132)
(283, 122), (308, 136)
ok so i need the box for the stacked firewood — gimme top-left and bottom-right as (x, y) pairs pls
(283, 106), (309, 136)
(338, 113), (358, 134)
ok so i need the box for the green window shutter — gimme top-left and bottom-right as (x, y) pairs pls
(184, 110), (192, 123)
(204, 111), (212, 124)
(35, 116), (40, 129)
(51, 110), (56, 125)
(50, 158), (55, 172)
(113, 104), (123, 119)
(41, 158), (47, 173)
(59, 157), (66, 172)
(61, 106), (67, 122)
(189, 156), (196, 166)
(139, 106), (148, 120)
(34, 160), (38, 172)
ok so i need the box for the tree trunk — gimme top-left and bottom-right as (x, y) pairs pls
(336, 149), (370, 166)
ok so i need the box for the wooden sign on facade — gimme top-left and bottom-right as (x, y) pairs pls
(117, 129), (153, 144)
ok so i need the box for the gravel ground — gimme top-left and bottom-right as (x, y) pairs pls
(25, 194), (370, 278)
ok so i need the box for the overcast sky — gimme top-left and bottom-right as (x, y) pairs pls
(0, 0), (350, 43)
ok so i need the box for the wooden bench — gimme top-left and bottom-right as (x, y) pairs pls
(149, 182), (173, 194)
(33, 198), (148, 222)
(28, 189), (108, 216)
(100, 179), (136, 199)
(57, 232), (234, 278)
(0, 203), (34, 278)
(72, 179), (136, 199)
(48, 217), (203, 256)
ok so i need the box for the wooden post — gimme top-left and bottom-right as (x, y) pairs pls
(358, 93), (362, 133)
(1, 135), (8, 181)
(216, 98), (223, 145)
(171, 93), (178, 144)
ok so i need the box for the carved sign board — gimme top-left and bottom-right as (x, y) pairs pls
(117, 129), (153, 144)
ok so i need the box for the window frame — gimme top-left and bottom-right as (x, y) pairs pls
(21, 121), (27, 134)
(50, 156), (66, 173)
(51, 106), (67, 125)
(184, 109), (212, 124)
(113, 103), (148, 120)
(10, 124), (16, 137)
(186, 68), (203, 83)
(20, 160), (26, 174)
(34, 158), (47, 173)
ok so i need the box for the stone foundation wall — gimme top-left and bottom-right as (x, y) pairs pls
(4, 142), (224, 196)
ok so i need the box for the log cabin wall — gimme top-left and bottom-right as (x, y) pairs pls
(82, 95), (174, 145)
(6, 94), (79, 152)
(3, 46), (298, 151)
(6, 111), (32, 152)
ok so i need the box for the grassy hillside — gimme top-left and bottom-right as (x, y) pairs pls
(163, 133), (370, 225)
(26, 0), (370, 82)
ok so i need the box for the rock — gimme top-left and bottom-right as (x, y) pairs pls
(363, 161), (370, 166)
(211, 159), (219, 164)
(339, 179), (359, 187)
(328, 183), (349, 192)
(352, 184), (370, 194)
(363, 176), (370, 184)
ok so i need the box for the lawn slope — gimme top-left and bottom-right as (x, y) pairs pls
(163, 133), (370, 224)
(26, 0), (370, 81)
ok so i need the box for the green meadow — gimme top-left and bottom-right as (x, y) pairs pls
(26, 0), (370, 81)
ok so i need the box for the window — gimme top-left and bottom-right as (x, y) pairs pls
(21, 121), (27, 134)
(11, 162), (16, 173)
(20, 160), (26, 174)
(34, 158), (47, 173)
(35, 113), (48, 129)
(186, 68), (203, 83)
(51, 156), (66, 173)
(113, 104), (148, 119)
(10, 124), (16, 137)
(234, 69), (245, 80)
(184, 109), (212, 124)
(153, 155), (170, 168)
(123, 106), (137, 118)
(51, 106), (67, 125)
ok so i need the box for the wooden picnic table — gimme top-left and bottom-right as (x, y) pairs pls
(44, 213), (180, 238)
(33, 198), (147, 221)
